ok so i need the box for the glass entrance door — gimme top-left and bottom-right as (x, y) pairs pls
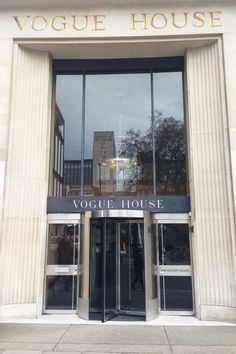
(155, 215), (193, 314)
(45, 215), (80, 312)
(89, 218), (145, 322)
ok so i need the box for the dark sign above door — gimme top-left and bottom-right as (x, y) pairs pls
(47, 196), (190, 213)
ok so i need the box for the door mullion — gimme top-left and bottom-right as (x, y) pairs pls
(160, 223), (166, 311)
(117, 223), (120, 311)
(102, 218), (106, 322)
(128, 223), (131, 302)
(156, 222), (161, 313)
(72, 224), (76, 309)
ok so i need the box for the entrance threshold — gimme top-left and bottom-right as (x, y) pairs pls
(89, 312), (145, 322)
(2, 314), (234, 326)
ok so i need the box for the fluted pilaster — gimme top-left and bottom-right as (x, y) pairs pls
(0, 45), (52, 317)
(186, 40), (236, 321)
(0, 39), (13, 223)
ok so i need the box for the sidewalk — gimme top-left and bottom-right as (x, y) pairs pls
(0, 317), (236, 354)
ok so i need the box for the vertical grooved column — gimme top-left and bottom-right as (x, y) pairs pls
(186, 41), (236, 320)
(0, 45), (52, 316)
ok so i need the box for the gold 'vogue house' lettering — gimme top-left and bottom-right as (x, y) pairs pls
(72, 15), (88, 31)
(13, 11), (222, 32)
(31, 16), (48, 31)
(151, 13), (168, 29)
(171, 12), (188, 28)
(130, 11), (222, 30)
(13, 14), (106, 31)
(51, 16), (66, 31)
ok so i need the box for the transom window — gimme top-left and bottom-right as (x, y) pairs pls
(51, 58), (187, 197)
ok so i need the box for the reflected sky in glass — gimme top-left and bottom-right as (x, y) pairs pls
(56, 72), (184, 160)
(56, 75), (82, 160)
(85, 73), (150, 159)
(154, 72), (184, 120)
(55, 70), (186, 196)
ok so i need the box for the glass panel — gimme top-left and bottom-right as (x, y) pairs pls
(89, 219), (146, 320)
(85, 74), (152, 196)
(54, 75), (83, 196)
(45, 223), (78, 310)
(151, 223), (157, 266)
(47, 224), (78, 265)
(160, 276), (165, 310)
(129, 223), (145, 311)
(151, 223), (158, 299)
(79, 222), (83, 299)
(52, 71), (187, 196)
(154, 72), (187, 195)
(46, 276), (77, 310)
(160, 276), (193, 311)
(104, 220), (117, 320)
(120, 223), (130, 310)
(158, 223), (192, 312)
(90, 220), (103, 313)
(159, 224), (190, 265)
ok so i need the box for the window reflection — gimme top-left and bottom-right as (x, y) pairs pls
(53, 106), (64, 196)
(47, 224), (78, 265)
(46, 223), (78, 310)
(85, 74), (152, 195)
(54, 75), (83, 196)
(52, 70), (187, 197)
(158, 224), (190, 266)
(154, 73), (186, 195)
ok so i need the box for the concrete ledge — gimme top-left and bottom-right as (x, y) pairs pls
(0, 304), (37, 321)
(200, 305), (236, 323)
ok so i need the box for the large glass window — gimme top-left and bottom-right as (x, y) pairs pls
(51, 60), (187, 197)
(154, 73), (186, 195)
(85, 74), (152, 195)
(54, 75), (83, 196)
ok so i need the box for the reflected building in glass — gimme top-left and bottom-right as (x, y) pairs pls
(53, 105), (64, 196)
(92, 131), (116, 194)
(54, 72), (186, 198)
(63, 159), (93, 196)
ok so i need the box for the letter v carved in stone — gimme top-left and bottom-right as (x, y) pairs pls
(13, 16), (31, 31)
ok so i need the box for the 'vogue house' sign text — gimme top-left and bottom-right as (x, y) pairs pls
(47, 196), (190, 213)
(13, 11), (222, 33)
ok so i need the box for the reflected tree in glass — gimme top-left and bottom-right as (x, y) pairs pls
(154, 111), (186, 195)
(119, 110), (187, 195)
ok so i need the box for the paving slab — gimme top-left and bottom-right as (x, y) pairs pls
(82, 352), (171, 354)
(54, 344), (171, 353)
(0, 324), (236, 354)
(0, 344), (53, 351)
(44, 352), (81, 354)
(172, 352), (236, 354)
(172, 346), (236, 353)
(60, 325), (168, 345)
(0, 325), (69, 344)
(82, 351), (170, 354)
(165, 326), (236, 346)
(1, 351), (42, 354)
